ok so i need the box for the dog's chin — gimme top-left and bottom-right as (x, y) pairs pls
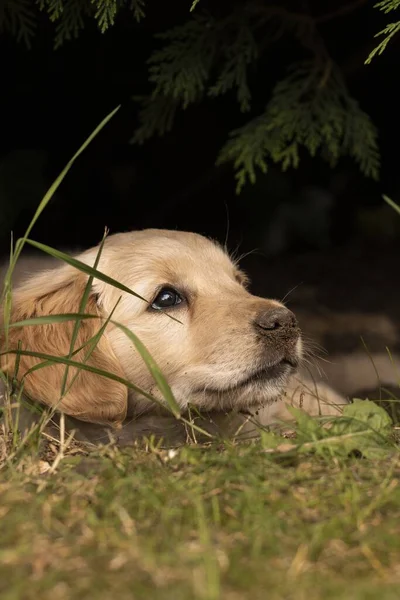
(201, 359), (297, 393)
(190, 359), (297, 412)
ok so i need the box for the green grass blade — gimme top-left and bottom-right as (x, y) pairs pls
(2, 106), (120, 345)
(21, 239), (150, 304)
(8, 348), (213, 437)
(21, 106), (120, 242)
(110, 320), (181, 417)
(9, 106), (120, 275)
(17, 240), (182, 324)
(60, 229), (108, 395)
(62, 298), (121, 398)
(4, 313), (181, 416)
(2, 348), (166, 408)
(3, 314), (100, 329)
(383, 194), (400, 216)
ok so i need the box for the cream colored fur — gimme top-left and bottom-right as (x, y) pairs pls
(1, 229), (379, 445)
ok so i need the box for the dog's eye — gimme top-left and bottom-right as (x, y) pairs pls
(151, 287), (183, 310)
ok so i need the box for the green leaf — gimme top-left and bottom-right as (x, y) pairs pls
(342, 399), (393, 435)
(327, 400), (395, 459)
(275, 400), (396, 460)
(259, 430), (281, 450)
(285, 404), (325, 442)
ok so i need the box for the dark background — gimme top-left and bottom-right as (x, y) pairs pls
(1, 0), (400, 321)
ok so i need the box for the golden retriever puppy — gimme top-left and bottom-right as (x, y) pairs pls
(0, 229), (346, 444)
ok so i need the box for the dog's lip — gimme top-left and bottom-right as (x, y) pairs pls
(280, 357), (299, 369)
(196, 357), (298, 394)
(237, 358), (298, 386)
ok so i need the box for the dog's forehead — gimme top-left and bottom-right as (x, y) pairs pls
(147, 240), (233, 282)
(105, 230), (238, 289)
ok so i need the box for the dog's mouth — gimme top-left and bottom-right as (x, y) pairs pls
(197, 357), (298, 395)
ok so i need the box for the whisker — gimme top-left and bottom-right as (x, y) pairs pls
(232, 248), (260, 264)
(280, 282), (303, 304)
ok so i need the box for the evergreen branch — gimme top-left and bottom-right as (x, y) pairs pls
(208, 24), (257, 112)
(133, 13), (257, 140)
(147, 15), (219, 109)
(190, 0), (201, 12)
(52, 0), (91, 48)
(373, 0), (400, 13)
(38, 0), (145, 45)
(129, 0), (145, 22)
(217, 61), (379, 193)
(366, 0), (400, 62)
(0, 0), (36, 48)
(366, 20), (400, 62)
(37, 0), (64, 21)
(92, 0), (119, 34)
(131, 95), (180, 144)
(344, 99), (380, 179)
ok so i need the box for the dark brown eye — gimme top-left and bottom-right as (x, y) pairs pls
(151, 287), (183, 310)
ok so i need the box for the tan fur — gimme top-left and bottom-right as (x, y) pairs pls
(1, 229), (350, 440)
(1, 265), (127, 425)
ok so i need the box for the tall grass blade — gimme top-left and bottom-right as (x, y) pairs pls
(111, 320), (180, 417)
(383, 194), (400, 216)
(60, 229), (108, 395)
(2, 105), (121, 344)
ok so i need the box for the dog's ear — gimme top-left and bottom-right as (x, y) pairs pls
(1, 265), (128, 426)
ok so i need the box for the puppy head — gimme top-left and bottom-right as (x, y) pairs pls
(2, 229), (302, 424)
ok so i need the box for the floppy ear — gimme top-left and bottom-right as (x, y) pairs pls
(1, 264), (128, 427)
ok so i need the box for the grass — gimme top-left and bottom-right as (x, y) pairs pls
(1, 108), (400, 599)
(1, 442), (400, 599)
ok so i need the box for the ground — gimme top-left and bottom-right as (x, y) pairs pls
(1, 436), (400, 600)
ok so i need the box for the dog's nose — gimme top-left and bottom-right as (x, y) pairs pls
(254, 306), (297, 333)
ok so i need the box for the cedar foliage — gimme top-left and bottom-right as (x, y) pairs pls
(1, 0), (398, 191)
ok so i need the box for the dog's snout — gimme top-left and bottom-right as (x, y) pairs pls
(254, 306), (297, 333)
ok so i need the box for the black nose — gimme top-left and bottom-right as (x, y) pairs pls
(254, 306), (297, 333)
